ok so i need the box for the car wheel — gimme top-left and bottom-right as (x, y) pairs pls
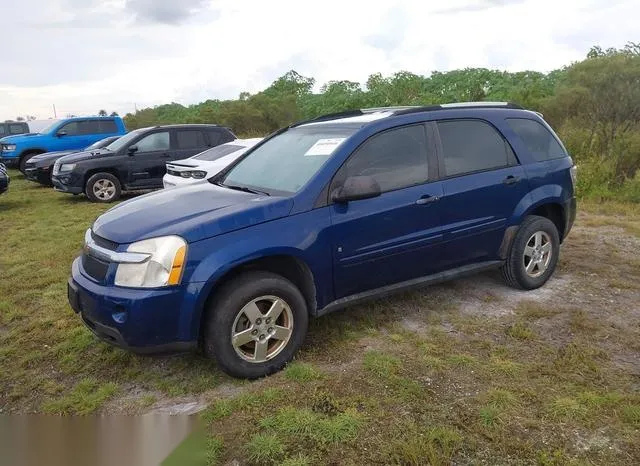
(501, 215), (560, 290)
(204, 271), (309, 379)
(85, 173), (122, 203)
(19, 153), (39, 173)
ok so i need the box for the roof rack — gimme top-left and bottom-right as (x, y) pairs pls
(393, 102), (524, 116)
(290, 102), (525, 128)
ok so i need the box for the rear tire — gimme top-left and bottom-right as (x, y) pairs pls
(501, 215), (560, 290)
(85, 172), (122, 203)
(203, 271), (309, 379)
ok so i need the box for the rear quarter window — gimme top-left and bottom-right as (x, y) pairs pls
(506, 118), (566, 162)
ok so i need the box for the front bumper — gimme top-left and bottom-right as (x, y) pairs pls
(0, 154), (18, 167)
(51, 174), (83, 194)
(68, 257), (198, 352)
(24, 166), (53, 185)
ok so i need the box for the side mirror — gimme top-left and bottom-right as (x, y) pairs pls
(127, 145), (139, 155)
(331, 175), (381, 203)
(57, 130), (67, 137)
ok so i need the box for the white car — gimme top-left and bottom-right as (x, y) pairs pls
(163, 138), (262, 189)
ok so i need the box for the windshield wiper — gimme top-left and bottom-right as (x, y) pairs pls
(217, 182), (270, 196)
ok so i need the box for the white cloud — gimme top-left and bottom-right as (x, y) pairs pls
(1, 0), (637, 120)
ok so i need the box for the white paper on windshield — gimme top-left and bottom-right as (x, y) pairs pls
(304, 138), (346, 156)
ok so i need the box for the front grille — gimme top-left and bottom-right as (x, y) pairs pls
(25, 161), (36, 170)
(91, 231), (119, 251)
(82, 254), (110, 282)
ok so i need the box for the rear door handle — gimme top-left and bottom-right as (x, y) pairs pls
(503, 175), (520, 186)
(416, 195), (440, 205)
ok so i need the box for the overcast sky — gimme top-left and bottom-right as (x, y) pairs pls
(1, 0), (637, 121)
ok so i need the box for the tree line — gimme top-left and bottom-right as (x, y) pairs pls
(123, 42), (640, 201)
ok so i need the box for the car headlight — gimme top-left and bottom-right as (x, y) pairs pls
(59, 163), (76, 173)
(2, 144), (16, 151)
(114, 236), (187, 288)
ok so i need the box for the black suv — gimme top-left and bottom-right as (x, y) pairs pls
(51, 124), (236, 202)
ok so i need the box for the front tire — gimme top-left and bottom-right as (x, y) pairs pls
(85, 172), (121, 203)
(501, 215), (560, 290)
(203, 271), (309, 379)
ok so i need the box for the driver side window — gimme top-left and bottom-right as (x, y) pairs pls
(333, 124), (429, 193)
(135, 131), (170, 153)
(59, 121), (82, 136)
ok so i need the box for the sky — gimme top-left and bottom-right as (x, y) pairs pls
(1, 0), (637, 121)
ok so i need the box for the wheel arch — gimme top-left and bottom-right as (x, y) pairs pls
(84, 167), (123, 189)
(194, 253), (317, 343)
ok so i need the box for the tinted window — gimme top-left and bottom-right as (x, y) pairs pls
(98, 120), (118, 134)
(78, 120), (99, 135)
(207, 130), (222, 146)
(506, 118), (566, 162)
(136, 132), (170, 152)
(336, 125), (429, 193)
(0, 126), (5, 135)
(437, 120), (510, 177)
(194, 144), (244, 161)
(9, 124), (26, 134)
(60, 121), (81, 136)
(223, 126), (357, 194)
(177, 130), (206, 150)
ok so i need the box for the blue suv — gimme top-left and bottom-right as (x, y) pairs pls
(67, 103), (577, 378)
(0, 116), (127, 172)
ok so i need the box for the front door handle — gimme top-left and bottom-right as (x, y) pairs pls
(503, 175), (520, 186)
(416, 195), (440, 205)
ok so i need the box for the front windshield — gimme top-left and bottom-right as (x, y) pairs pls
(86, 137), (116, 151)
(104, 129), (144, 152)
(221, 126), (356, 194)
(38, 121), (61, 134)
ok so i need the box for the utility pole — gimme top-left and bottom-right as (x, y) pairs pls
(53, 104), (57, 118)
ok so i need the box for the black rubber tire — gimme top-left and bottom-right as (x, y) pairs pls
(203, 271), (309, 379)
(85, 172), (122, 203)
(19, 152), (41, 173)
(501, 215), (560, 290)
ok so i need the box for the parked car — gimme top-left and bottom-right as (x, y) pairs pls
(0, 163), (9, 195)
(0, 121), (29, 139)
(68, 103), (577, 379)
(0, 116), (127, 172)
(24, 136), (122, 186)
(52, 124), (236, 203)
(163, 138), (262, 189)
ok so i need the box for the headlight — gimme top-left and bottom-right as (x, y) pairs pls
(59, 163), (76, 173)
(114, 236), (187, 288)
(2, 144), (16, 151)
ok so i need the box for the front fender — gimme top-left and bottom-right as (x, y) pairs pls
(184, 208), (333, 340)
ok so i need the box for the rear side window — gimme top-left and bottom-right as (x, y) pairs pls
(177, 130), (206, 149)
(337, 125), (429, 193)
(98, 120), (118, 134)
(194, 144), (244, 161)
(506, 118), (566, 162)
(9, 124), (26, 134)
(437, 120), (512, 177)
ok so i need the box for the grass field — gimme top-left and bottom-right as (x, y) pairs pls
(1, 169), (640, 465)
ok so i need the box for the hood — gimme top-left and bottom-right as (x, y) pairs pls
(56, 148), (113, 164)
(30, 150), (76, 166)
(0, 133), (45, 144)
(92, 183), (294, 244)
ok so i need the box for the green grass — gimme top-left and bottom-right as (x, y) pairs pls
(245, 434), (285, 465)
(284, 362), (323, 382)
(41, 378), (118, 414)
